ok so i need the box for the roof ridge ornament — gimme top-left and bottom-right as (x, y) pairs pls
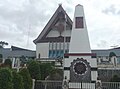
(59, 3), (62, 6)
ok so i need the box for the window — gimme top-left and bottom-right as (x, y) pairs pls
(75, 17), (84, 28)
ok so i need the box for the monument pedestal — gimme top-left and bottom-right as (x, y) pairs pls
(64, 53), (97, 82)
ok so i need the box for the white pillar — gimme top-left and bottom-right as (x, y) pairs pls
(32, 79), (35, 89)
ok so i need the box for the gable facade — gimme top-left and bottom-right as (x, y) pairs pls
(34, 5), (72, 58)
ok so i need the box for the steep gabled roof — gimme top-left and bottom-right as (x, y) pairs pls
(33, 4), (72, 44)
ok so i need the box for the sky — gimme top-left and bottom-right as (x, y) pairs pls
(0, 0), (120, 50)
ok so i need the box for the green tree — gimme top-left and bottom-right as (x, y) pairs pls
(4, 59), (12, 68)
(40, 63), (54, 80)
(27, 60), (41, 80)
(20, 55), (27, 66)
(0, 68), (13, 89)
(109, 52), (116, 57)
(19, 68), (32, 89)
(12, 71), (24, 89)
(49, 68), (63, 80)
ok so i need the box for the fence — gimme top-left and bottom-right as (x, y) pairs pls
(34, 80), (120, 89)
(69, 82), (96, 89)
(102, 82), (120, 89)
(35, 80), (62, 89)
(35, 80), (95, 89)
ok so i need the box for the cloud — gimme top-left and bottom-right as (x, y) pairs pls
(0, 0), (120, 50)
(102, 4), (120, 15)
(0, 0), (56, 49)
(97, 40), (108, 48)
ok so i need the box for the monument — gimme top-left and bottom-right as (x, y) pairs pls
(63, 4), (98, 88)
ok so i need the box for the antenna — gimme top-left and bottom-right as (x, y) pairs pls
(110, 44), (119, 48)
(26, 12), (31, 48)
(27, 24), (30, 48)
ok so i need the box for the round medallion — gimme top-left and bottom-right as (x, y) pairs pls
(70, 58), (91, 82)
(71, 58), (90, 76)
(73, 61), (87, 75)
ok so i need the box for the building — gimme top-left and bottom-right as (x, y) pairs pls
(34, 4), (72, 59)
(34, 4), (120, 82)
(33, 4), (120, 65)
(0, 46), (35, 59)
(0, 46), (36, 68)
(93, 48), (120, 82)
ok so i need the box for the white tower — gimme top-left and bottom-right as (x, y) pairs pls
(69, 4), (91, 53)
(64, 4), (98, 83)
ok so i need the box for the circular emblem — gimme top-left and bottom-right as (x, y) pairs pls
(73, 61), (87, 75)
(71, 58), (90, 76)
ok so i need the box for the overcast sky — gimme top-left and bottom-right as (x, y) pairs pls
(0, 0), (120, 50)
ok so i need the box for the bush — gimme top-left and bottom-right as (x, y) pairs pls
(49, 68), (63, 80)
(110, 75), (120, 82)
(0, 68), (13, 89)
(19, 68), (32, 89)
(40, 63), (54, 80)
(27, 60), (41, 80)
(12, 71), (24, 89)
(109, 52), (116, 57)
(4, 59), (12, 67)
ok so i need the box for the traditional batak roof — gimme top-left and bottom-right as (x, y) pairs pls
(33, 4), (72, 44)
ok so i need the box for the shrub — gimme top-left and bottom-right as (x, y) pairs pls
(109, 52), (116, 57)
(4, 59), (12, 68)
(49, 68), (63, 80)
(0, 68), (13, 89)
(12, 71), (24, 89)
(40, 63), (54, 80)
(27, 60), (41, 80)
(110, 75), (120, 82)
(19, 68), (32, 89)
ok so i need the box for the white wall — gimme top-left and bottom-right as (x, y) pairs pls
(91, 71), (98, 81)
(47, 29), (71, 37)
(111, 56), (117, 66)
(64, 70), (70, 80)
(36, 43), (49, 58)
(46, 30), (60, 37)
(61, 29), (71, 37)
